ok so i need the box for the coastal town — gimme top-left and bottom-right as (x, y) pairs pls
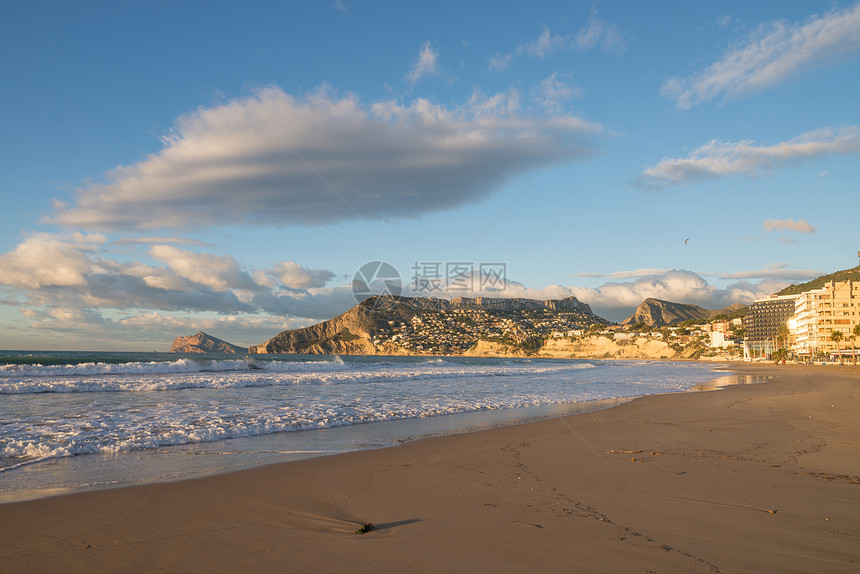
(372, 301), (606, 355)
(177, 265), (860, 364)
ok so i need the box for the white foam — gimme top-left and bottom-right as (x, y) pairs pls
(0, 360), (596, 394)
(0, 358), (721, 470)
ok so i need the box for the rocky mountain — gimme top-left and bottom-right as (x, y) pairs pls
(250, 297), (385, 355)
(170, 331), (246, 354)
(250, 295), (604, 355)
(621, 298), (746, 328)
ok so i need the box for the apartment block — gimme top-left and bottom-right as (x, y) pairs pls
(792, 288), (826, 357)
(816, 280), (860, 357)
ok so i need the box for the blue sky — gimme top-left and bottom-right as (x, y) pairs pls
(2, 1), (859, 350)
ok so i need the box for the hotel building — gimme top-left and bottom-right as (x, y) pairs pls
(743, 294), (799, 360)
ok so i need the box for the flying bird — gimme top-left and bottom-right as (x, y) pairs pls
(684, 238), (690, 245)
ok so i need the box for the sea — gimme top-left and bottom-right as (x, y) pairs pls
(0, 351), (750, 503)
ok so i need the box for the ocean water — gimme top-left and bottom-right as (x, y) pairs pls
(0, 352), (735, 502)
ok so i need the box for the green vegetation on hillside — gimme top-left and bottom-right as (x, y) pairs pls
(710, 306), (748, 321)
(777, 266), (860, 296)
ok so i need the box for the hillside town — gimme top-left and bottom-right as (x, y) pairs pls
(373, 304), (606, 355)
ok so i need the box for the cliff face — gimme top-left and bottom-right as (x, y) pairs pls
(621, 298), (713, 328)
(538, 336), (680, 360)
(250, 297), (398, 354)
(170, 331), (246, 354)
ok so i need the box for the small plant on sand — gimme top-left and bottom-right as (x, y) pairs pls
(355, 522), (375, 534)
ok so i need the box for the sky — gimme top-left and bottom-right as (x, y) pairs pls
(1, 1), (859, 351)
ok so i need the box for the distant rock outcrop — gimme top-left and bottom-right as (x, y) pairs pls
(170, 331), (246, 354)
(621, 298), (749, 329)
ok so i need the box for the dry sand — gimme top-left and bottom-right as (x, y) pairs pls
(0, 364), (857, 573)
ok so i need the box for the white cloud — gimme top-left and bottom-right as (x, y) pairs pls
(707, 263), (821, 281)
(15, 306), (313, 350)
(0, 235), (265, 316)
(638, 126), (860, 188)
(576, 268), (669, 280)
(0, 234), (95, 289)
(114, 312), (311, 345)
(663, 3), (860, 108)
(715, 15), (733, 30)
(525, 26), (567, 58)
(763, 219), (816, 233)
(568, 270), (729, 310)
(122, 262), (194, 291)
(539, 72), (582, 110)
(466, 87), (521, 117)
(575, 8), (627, 53)
(2, 243), (794, 346)
(334, 1), (349, 16)
(406, 41), (439, 85)
(112, 236), (214, 247)
(267, 261), (336, 289)
(568, 271), (784, 321)
(51, 86), (601, 231)
(252, 285), (360, 320)
(148, 245), (257, 291)
(488, 51), (514, 72)
(489, 12), (626, 72)
(0, 233), (357, 349)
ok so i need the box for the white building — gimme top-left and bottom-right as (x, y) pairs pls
(792, 288), (826, 358)
(709, 331), (733, 348)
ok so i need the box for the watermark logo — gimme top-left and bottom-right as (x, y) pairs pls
(410, 261), (507, 293)
(352, 261), (402, 304)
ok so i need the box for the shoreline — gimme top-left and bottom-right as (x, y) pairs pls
(0, 358), (723, 504)
(0, 394), (641, 505)
(1, 363), (857, 572)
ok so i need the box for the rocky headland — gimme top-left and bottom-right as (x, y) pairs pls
(249, 295), (603, 355)
(170, 331), (247, 354)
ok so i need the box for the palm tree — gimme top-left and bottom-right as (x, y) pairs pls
(777, 324), (789, 351)
(830, 330), (844, 365)
(852, 323), (860, 367)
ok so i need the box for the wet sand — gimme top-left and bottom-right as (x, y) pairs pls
(1, 363), (857, 573)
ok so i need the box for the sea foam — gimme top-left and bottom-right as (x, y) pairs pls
(0, 357), (720, 472)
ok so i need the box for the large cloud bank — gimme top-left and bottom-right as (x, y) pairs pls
(51, 87), (600, 231)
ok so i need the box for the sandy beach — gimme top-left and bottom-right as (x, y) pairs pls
(1, 363), (857, 573)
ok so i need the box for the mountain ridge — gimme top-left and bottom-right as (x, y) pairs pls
(250, 295), (604, 355)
